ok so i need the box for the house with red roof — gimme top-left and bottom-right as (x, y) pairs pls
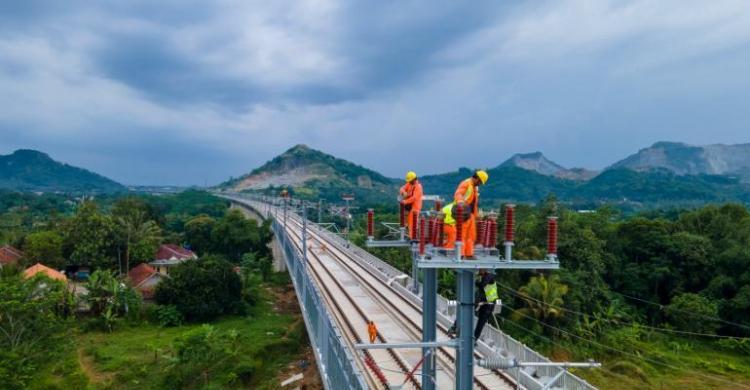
(127, 263), (164, 299)
(23, 263), (67, 283)
(150, 244), (197, 275)
(0, 245), (24, 268)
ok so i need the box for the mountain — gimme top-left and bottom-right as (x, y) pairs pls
(0, 149), (125, 193)
(610, 141), (750, 182)
(219, 145), (398, 203)
(500, 152), (598, 181)
(220, 142), (750, 209)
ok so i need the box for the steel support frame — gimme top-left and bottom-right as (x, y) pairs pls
(422, 265), (437, 390)
(455, 269), (475, 390)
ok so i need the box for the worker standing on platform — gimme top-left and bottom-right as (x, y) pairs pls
(367, 320), (378, 343)
(441, 202), (456, 249)
(453, 170), (489, 259)
(400, 171), (423, 239)
(474, 271), (499, 342)
(448, 271), (499, 342)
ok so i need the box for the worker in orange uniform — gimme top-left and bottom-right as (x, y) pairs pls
(367, 320), (378, 343)
(441, 202), (456, 249)
(453, 170), (489, 259)
(400, 171), (423, 239)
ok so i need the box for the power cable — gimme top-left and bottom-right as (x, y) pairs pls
(610, 290), (750, 331)
(498, 283), (750, 339)
(504, 306), (750, 389)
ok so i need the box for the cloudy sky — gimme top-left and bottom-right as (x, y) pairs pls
(1, 0), (749, 185)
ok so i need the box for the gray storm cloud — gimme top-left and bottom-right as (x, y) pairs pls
(1, 0), (749, 185)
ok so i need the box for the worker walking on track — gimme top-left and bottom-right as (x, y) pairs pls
(367, 320), (378, 343)
(400, 171), (423, 239)
(453, 170), (489, 259)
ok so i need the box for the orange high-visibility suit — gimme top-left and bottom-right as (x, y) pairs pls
(454, 178), (478, 257)
(400, 180), (423, 239)
(368, 322), (378, 343)
(443, 224), (456, 249)
(441, 203), (457, 249)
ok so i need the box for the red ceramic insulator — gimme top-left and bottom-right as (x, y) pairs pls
(477, 219), (487, 247)
(419, 217), (427, 255)
(547, 217), (558, 255)
(399, 202), (406, 227)
(367, 209), (374, 238)
(455, 204), (464, 242)
(411, 211), (418, 240)
(434, 219), (444, 246)
(488, 219), (498, 248)
(427, 217), (435, 245)
(504, 205), (515, 242)
(434, 200), (442, 212)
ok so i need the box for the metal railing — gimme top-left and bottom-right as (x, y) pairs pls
(286, 202), (597, 390)
(272, 216), (367, 390)
(231, 194), (596, 390)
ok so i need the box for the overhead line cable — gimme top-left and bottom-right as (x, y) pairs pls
(498, 283), (750, 339)
(611, 290), (750, 332)
(503, 306), (750, 389)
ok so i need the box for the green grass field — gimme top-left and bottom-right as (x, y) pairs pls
(27, 280), (312, 390)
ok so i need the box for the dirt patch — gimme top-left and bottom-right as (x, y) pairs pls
(266, 284), (301, 314)
(267, 283), (324, 389)
(77, 348), (113, 385)
(279, 346), (323, 390)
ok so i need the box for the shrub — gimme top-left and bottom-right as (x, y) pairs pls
(155, 255), (243, 322)
(155, 305), (183, 327)
(665, 293), (720, 334)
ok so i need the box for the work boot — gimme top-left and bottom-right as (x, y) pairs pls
(447, 325), (457, 338)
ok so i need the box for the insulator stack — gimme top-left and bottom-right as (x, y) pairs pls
(455, 204), (464, 242)
(547, 217), (558, 256)
(367, 209), (374, 238)
(434, 199), (442, 212)
(504, 204), (515, 243)
(477, 220), (487, 247)
(488, 219), (498, 248)
(419, 217), (427, 255)
(427, 218), (435, 245)
(411, 212), (418, 240)
(399, 202), (406, 227)
(433, 219), (443, 246)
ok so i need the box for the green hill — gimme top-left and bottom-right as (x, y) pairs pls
(0, 149), (125, 193)
(219, 144), (750, 209)
(218, 144), (398, 203)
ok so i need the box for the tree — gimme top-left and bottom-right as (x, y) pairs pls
(0, 274), (71, 388)
(84, 270), (140, 331)
(210, 210), (271, 262)
(155, 256), (244, 322)
(665, 293), (720, 334)
(22, 231), (64, 269)
(63, 201), (116, 269)
(184, 215), (216, 255)
(513, 274), (569, 325)
(115, 209), (161, 273)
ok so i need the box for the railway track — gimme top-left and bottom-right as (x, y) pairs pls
(280, 211), (516, 389)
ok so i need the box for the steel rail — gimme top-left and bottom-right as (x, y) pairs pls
(286, 214), (515, 390)
(283, 215), (422, 389)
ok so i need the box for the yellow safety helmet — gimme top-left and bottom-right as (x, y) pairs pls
(475, 170), (489, 185)
(405, 171), (417, 182)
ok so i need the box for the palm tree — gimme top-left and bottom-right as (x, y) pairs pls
(116, 210), (161, 273)
(512, 274), (569, 324)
